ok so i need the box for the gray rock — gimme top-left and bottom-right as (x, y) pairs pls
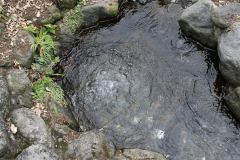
(137, 0), (148, 4)
(0, 72), (9, 115)
(178, 0), (217, 48)
(11, 108), (50, 144)
(218, 22), (240, 85)
(59, 0), (119, 34)
(211, 3), (240, 29)
(16, 144), (59, 160)
(6, 69), (32, 108)
(39, 5), (62, 24)
(0, 114), (10, 158)
(114, 149), (167, 160)
(225, 87), (240, 121)
(65, 130), (115, 160)
(56, 0), (78, 10)
(13, 30), (34, 68)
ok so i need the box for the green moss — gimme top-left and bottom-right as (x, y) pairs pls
(61, 3), (84, 32)
(106, 2), (119, 16)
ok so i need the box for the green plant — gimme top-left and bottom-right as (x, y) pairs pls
(32, 76), (66, 105)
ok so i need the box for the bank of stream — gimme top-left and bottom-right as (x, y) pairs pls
(58, 1), (240, 160)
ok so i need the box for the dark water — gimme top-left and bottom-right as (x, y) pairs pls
(60, 1), (240, 160)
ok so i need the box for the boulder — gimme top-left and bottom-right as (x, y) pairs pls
(0, 72), (9, 115)
(11, 108), (51, 145)
(56, 0), (78, 10)
(65, 130), (115, 160)
(13, 30), (34, 68)
(59, 0), (119, 34)
(178, 0), (217, 48)
(225, 87), (240, 121)
(16, 144), (59, 160)
(0, 114), (11, 158)
(38, 5), (62, 24)
(211, 3), (240, 29)
(114, 149), (167, 160)
(218, 22), (240, 85)
(6, 69), (32, 108)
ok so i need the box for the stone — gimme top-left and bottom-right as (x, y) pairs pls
(211, 3), (240, 29)
(0, 114), (10, 158)
(6, 69), (32, 108)
(137, 0), (148, 5)
(65, 130), (115, 160)
(114, 149), (167, 160)
(0, 72), (9, 115)
(13, 30), (34, 68)
(225, 87), (240, 121)
(56, 0), (78, 10)
(178, 0), (217, 48)
(218, 22), (240, 85)
(59, 0), (119, 34)
(39, 5), (62, 24)
(11, 108), (50, 144)
(16, 144), (59, 160)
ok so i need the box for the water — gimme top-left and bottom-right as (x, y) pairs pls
(59, 1), (240, 160)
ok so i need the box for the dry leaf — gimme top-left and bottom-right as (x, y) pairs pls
(10, 124), (18, 134)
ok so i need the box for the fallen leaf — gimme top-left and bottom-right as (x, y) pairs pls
(10, 124), (18, 134)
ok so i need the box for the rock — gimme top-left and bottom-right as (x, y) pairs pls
(16, 144), (59, 160)
(218, 22), (240, 85)
(6, 69), (32, 108)
(39, 5), (62, 24)
(178, 0), (217, 48)
(65, 130), (115, 160)
(46, 97), (78, 129)
(59, 0), (119, 34)
(114, 149), (167, 160)
(211, 3), (240, 29)
(0, 72), (9, 115)
(52, 124), (74, 137)
(56, 0), (78, 10)
(0, 114), (11, 158)
(137, 0), (148, 4)
(11, 108), (51, 144)
(225, 87), (240, 121)
(13, 30), (34, 68)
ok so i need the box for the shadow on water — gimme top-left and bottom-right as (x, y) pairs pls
(58, 1), (240, 159)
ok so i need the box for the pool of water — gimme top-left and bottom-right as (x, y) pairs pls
(59, 1), (240, 159)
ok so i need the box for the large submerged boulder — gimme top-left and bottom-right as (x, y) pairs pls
(211, 3), (240, 29)
(218, 22), (240, 85)
(178, 0), (217, 48)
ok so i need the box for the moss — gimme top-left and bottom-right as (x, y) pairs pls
(106, 2), (119, 17)
(61, 3), (84, 33)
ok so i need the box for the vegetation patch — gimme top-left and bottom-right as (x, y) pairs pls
(25, 24), (66, 105)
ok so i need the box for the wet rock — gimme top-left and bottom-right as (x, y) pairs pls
(211, 3), (240, 29)
(11, 108), (50, 144)
(218, 22), (240, 85)
(16, 144), (59, 160)
(0, 72), (9, 115)
(225, 87), (240, 121)
(65, 130), (115, 160)
(13, 30), (34, 68)
(0, 114), (11, 158)
(59, 0), (119, 34)
(178, 0), (217, 48)
(115, 149), (167, 160)
(56, 0), (78, 10)
(6, 69), (32, 108)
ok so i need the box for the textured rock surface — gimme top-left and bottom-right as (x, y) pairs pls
(16, 144), (59, 160)
(115, 149), (167, 160)
(13, 30), (34, 68)
(0, 72), (9, 115)
(225, 87), (240, 120)
(178, 0), (217, 48)
(11, 108), (50, 144)
(57, 0), (78, 10)
(65, 130), (115, 160)
(211, 3), (240, 29)
(218, 22), (240, 85)
(0, 114), (10, 158)
(6, 69), (32, 108)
